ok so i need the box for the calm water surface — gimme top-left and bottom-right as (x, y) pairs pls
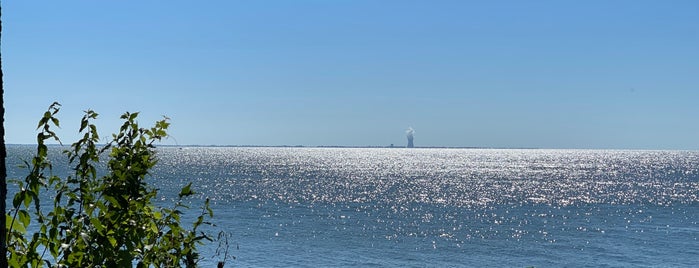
(7, 146), (699, 267)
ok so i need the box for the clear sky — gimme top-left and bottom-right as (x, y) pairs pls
(3, 0), (698, 149)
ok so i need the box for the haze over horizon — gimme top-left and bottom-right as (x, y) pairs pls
(4, 1), (698, 149)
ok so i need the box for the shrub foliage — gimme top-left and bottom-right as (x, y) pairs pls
(5, 103), (213, 267)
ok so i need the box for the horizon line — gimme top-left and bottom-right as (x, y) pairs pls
(6, 143), (698, 151)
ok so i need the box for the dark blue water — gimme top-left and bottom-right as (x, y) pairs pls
(6, 146), (699, 267)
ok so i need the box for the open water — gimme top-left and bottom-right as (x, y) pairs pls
(6, 146), (699, 267)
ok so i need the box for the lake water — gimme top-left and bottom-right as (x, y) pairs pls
(6, 146), (699, 267)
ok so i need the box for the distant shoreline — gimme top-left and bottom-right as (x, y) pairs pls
(10, 144), (695, 151)
(7, 143), (529, 149)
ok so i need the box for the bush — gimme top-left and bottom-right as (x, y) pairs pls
(5, 102), (215, 267)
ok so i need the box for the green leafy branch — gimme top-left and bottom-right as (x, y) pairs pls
(5, 103), (222, 267)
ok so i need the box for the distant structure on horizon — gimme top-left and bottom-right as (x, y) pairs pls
(406, 127), (414, 148)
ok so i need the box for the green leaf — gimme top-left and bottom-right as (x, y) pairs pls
(7, 215), (25, 233)
(91, 218), (105, 233)
(51, 117), (60, 127)
(206, 198), (213, 217)
(24, 191), (33, 208)
(18, 210), (31, 228)
(80, 118), (88, 131)
(104, 195), (121, 208)
(179, 183), (194, 198)
(8, 258), (19, 268)
(37, 145), (47, 159)
(150, 222), (159, 233)
(12, 191), (23, 208)
(108, 236), (118, 247)
(49, 241), (59, 258)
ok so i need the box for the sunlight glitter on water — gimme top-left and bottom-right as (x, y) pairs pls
(153, 148), (699, 208)
(149, 148), (699, 266)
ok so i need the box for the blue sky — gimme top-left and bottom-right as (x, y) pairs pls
(3, 0), (698, 149)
